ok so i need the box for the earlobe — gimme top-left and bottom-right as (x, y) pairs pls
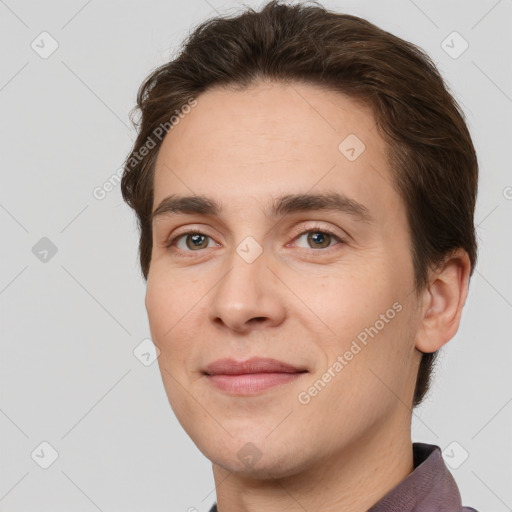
(415, 249), (471, 354)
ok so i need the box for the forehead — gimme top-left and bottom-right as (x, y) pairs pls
(152, 81), (398, 220)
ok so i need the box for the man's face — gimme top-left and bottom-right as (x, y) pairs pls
(146, 81), (422, 477)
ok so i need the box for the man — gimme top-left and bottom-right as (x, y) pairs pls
(121, 1), (479, 510)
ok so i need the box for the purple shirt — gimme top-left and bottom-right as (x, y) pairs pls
(208, 443), (479, 511)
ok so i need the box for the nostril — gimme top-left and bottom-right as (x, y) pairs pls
(249, 317), (266, 324)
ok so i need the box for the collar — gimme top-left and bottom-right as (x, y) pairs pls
(367, 442), (464, 511)
(209, 443), (471, 512)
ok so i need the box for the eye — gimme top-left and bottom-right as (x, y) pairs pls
(291, 227), (345, 250)
(165, 225), (346, 256)
(166, 231), (216, 252)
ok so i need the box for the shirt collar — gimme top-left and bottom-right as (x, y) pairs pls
(208, 443), (465, 512)
(367, 442), (463, 512)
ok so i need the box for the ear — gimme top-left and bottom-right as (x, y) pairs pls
(415, 249), (472, 353)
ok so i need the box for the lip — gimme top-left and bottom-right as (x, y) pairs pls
(203, 357), (308, 395)
(203, 357), (306, 375)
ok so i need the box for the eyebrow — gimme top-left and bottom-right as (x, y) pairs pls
(151, 192), (374, 225)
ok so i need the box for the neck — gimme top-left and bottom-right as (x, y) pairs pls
(211, 412), (414, 512)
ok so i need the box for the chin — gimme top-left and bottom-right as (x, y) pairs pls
(200, 435), (310, 480)
(212, 454), (305, 480)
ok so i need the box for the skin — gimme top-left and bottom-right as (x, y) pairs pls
(145, 80), (471, 512)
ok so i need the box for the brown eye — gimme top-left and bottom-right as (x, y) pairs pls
(306, 231), (332, 249)
(184, 233), (210, 250)
(166, 231), (214, 251)
(294, 229), (343, 250)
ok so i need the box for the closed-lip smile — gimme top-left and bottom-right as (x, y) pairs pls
(203, 357), (308, 395)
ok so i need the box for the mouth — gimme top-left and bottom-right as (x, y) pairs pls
(203, 357), (308, 395)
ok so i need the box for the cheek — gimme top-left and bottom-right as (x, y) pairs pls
(146, 276), (198, 412)
(301, 309), (415, 444)
(296, 260), (413, 388)
(145, 273), (193, 359)
(291, 260), (393, 345)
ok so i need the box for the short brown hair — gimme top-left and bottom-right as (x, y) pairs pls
(121, 0), (478, 408)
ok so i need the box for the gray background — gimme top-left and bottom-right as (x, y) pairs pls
(1, 0), (511, 510)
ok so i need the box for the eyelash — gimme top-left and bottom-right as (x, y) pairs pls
(164, 224), (346, 256)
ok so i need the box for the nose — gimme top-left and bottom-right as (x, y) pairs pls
(207, 245), (287, 333)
